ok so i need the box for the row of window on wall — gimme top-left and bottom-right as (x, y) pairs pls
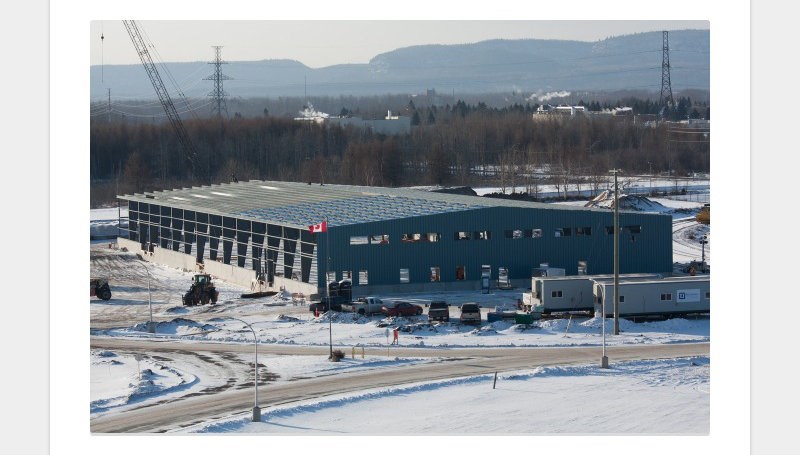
(328, 265), (486, 285)
(592, 291), (710, 303)
(349, 225), (643, 245)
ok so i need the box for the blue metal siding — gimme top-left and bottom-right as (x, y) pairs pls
(317, 206), (672, 289)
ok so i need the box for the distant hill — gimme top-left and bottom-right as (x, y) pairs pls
(90, 29), (708, 100)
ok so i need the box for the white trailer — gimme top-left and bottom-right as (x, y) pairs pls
(524, 273), (663, 313)
(593, 276), (710, 317)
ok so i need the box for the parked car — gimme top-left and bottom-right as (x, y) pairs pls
(427, 300), (450, 322)
(381, 301), (424, 317)
(459, 303), (482, 325)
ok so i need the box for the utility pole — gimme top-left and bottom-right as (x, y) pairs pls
(609, 169), (622, 335)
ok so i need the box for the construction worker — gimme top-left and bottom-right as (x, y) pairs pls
(392, 327), (399, 345)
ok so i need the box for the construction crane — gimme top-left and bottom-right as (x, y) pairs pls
(122, 20), (198, 178)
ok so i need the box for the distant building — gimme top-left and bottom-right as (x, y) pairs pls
(533, 104), (587, 120)
(327, 113), (411, 135)
(293, 103), (329, 124)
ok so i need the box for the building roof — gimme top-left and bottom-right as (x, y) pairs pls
(119, 180), (632, 229)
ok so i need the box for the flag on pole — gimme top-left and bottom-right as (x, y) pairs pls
(309, 221), (327, 233)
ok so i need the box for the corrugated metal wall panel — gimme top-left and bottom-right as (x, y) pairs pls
(317, 206), (672, 290)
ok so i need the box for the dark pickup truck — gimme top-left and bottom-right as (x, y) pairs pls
(309, 295), (349, 313)
(427, 300), (450, 322)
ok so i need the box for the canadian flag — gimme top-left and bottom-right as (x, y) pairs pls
(309, 221), (327, 233)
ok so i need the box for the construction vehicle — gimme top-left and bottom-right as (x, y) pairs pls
(90, 278), (112, 300)
(182, 273), (219, 306)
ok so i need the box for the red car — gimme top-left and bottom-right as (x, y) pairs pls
(381, 301), (424, 317)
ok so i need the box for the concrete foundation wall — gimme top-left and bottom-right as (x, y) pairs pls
(117, 237), (317, 295)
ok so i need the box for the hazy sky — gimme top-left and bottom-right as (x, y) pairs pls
(90, 20), (708, 69)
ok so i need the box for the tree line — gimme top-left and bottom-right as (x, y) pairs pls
(90, 96), (709, 207)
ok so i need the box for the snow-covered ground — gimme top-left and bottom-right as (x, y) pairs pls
(178, 356), (710, 435)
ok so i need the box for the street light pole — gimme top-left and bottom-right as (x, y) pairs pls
(138, 260), (155, 333)
(228, 317), (261, 422)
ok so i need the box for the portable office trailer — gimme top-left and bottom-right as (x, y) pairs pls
(593, 276), (710, 317)
(527, 273), (665, 313)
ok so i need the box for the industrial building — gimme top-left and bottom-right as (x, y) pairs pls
(116, 180), (673, 298)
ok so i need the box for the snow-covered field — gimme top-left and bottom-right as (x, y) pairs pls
(182, 356), (710, 435)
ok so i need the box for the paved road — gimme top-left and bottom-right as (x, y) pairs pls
(89, 337), (709, 433)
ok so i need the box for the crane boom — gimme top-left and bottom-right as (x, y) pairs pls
(122, 20), (197, 176)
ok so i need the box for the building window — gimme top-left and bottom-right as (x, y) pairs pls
(619, 295), (625, 303)
(606, 226), (616, 234)
(455, 231), (471, 240)
(555, 228), (571, 237)
(401, 233), (421, 243)
(426, 233), (441, 242)
(400, 268), (410, 283)
(326, 271), (337, 283)
(358, 270), (368, 285)
(456, 266), (466, 280)
(475, 230), (491, 240)
(551, 290), (563, 298)
(661, 293), (673, 301)
(430, 267), (440, 282)
(705, 291), (710, 299)
(624, 225), (642, 234)
(342, 271), (352, 280)
(578, 261), (588, 275)
(371, 234), (389, 244)
(531, 229), (543, 238)
(576, 227), (592, 236)
(350, 236), (369, 245)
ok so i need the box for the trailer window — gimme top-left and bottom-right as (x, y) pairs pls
(660, 293), (673, 301)
(350, 236), (369, 245)
(358, 270), (368, 285)
(551, 290), (563, 298)
(532, 229), (543, 238)
(554, 228), (571, 237)
(430, 267), (440, 282)
(456, 266), (466, 280)
(576, 227), (592, 236)
(475, 230), (491, 240)
(455, 231), (471, 240)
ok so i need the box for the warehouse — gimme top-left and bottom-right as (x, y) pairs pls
(116, 180), (673, 298)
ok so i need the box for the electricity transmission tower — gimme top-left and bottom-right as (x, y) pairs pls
(660, 31), (675, 110)
(205, 46), (231, 118)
